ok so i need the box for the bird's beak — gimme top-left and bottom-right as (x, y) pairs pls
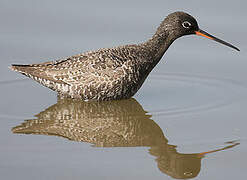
(195, 29), (240, 51)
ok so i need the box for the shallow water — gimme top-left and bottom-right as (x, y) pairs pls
(1, 0), (247, 179)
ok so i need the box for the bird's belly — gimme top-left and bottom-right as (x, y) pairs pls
(61, 70), (147, 101)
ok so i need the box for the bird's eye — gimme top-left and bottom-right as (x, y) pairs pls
(182, 21), (192, 29)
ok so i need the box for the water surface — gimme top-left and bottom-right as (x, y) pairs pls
(1, 0), (247, 179)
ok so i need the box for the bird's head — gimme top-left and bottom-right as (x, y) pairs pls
(158, 11), (239, 51)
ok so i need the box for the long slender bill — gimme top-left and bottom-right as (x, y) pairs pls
(195, 29), (240, 51)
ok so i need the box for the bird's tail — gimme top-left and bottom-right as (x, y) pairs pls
(10, 64), (33, 75)
(10, 63), (67, 93)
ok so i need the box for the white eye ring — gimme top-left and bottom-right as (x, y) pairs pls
(182, 21), (191, 29)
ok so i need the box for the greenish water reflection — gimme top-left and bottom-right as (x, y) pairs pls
(12, 98), (239, 179)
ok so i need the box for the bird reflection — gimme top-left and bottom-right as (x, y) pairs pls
(12, 98), (239, 179)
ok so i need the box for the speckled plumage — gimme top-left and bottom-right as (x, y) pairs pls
(11, 45), (154, 100)
(10, 11), (239, 101)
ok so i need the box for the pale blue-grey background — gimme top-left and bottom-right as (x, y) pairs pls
(0, 0), (246, 180)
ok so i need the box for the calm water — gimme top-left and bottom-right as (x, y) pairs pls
(1, 0), (247, 179)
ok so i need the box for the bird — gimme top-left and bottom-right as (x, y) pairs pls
(11, 11), (240, 101)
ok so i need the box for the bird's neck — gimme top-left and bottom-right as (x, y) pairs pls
(142, 31), (175, 64)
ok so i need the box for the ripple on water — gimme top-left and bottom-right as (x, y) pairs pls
(0, 72), (246, 118)
(138, 73), (247, 116)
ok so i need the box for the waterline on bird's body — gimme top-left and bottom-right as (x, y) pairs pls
(1, 72), (246, 119)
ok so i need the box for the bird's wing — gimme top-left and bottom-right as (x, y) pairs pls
(11, 48), (128, 86)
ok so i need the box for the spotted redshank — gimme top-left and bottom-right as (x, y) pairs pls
(11, 11), (240, 101)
